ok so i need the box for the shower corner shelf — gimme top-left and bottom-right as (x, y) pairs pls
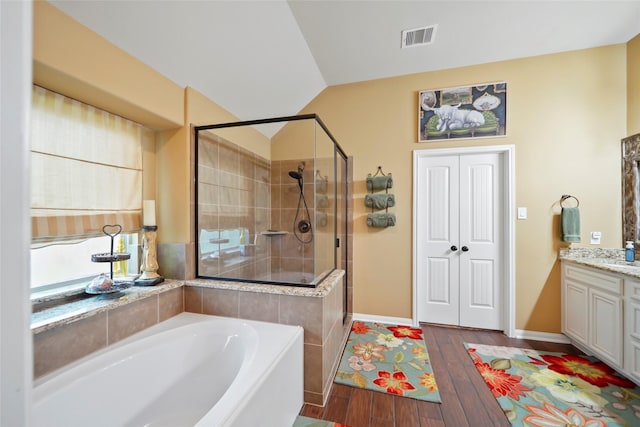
(261, 230), (289, 236)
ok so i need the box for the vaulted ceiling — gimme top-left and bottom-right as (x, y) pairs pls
(50, 1), (640, 128)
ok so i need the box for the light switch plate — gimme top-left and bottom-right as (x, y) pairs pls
(590, 231), (601, 245)
(517, 207), (527, 219)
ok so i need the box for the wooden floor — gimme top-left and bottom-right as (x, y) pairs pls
(299, 323), (579, 427)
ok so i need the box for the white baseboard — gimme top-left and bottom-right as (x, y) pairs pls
(513, 329), (571, 344)
(352, 315), (571, 344)
(353, 312), (414, 326)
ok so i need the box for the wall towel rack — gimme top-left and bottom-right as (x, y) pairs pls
(366, 166), (395, 227)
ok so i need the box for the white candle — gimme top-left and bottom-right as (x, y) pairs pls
(143, 200), (156, 226)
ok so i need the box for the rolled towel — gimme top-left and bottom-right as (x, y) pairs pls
(561, 207), (581, 242)
(367, 212), (396, 228)
(316, 194), (329, 209)
(364, 193), (395, 210)
(316, 176), (328, 194)
(317, 211), (327, 227)
(366, 175), (393, 192)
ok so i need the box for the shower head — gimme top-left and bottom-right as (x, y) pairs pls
(289, 162), (305, 191)
(288, 170), (303, 180)
(288, 162), (305, 180)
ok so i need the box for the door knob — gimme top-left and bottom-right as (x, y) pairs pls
(461, 246), (469, 252)
(450, 245), (458, 251)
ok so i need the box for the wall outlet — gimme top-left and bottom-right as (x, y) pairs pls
(590, 231), (602, 245)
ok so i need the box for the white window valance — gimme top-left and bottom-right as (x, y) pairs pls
(31, 85), (149, 244)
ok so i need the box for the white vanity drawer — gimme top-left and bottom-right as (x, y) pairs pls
(626, 279), (640, 304)
(564, 263), (623, 295)
(626, 296), (640, 340)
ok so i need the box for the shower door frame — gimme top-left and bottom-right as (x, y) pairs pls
(193, 114), (348, 292)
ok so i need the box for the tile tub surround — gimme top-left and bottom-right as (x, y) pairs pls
(559, 247), (640, 278)
(157, 242), (195, 280)
(185, 269), (351, 406)
(32, 281), (184, 378)
(32, 269), (351, 405)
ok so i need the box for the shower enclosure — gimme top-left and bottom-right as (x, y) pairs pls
(194, 114), (348, 288)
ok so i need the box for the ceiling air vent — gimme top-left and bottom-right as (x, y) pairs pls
(401, 25), (437, 48)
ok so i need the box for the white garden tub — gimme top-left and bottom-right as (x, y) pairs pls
(32, 312), (304, 427)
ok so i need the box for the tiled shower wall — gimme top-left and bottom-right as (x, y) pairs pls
(269, 156), (340, 281)
(270, 158), (316, 276)
(197, 132), (271, 279)
(165, 128), (352, 288)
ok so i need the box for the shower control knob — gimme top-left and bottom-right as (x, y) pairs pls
(298, 220), (311, 234)
(461, 246), (469, 252)
(450, 245), (458, 251)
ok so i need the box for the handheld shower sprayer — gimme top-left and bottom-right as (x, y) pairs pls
(288, 163), (305, 190)
(287, 162), (312, 243)
(287, 170), (302, 180)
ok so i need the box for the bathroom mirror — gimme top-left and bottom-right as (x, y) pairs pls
(622, 133), (640, 256)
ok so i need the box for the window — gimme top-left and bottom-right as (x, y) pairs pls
(30, 86), (150, 294)
(31, 234), (139, 292)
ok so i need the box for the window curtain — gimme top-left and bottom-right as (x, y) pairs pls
(31, 85), (148, 244)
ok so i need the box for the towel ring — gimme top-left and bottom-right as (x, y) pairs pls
(560, 194), (579, 208)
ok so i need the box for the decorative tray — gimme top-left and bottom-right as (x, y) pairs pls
(91, 252), (131, 263)
(85, 281), (133, 295)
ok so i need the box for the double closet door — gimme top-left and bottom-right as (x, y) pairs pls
(415, 152), (503, 330)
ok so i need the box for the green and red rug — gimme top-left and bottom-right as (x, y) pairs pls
(334, 321), (440, 402)
(465, 343), (640, 426)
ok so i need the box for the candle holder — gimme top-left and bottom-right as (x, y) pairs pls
(134, 225), (164, 286)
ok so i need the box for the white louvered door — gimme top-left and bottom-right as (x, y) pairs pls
(416, 152), (503, 330)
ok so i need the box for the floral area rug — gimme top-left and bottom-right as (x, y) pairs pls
(465, 343), (640, 426)
(293, 415), (349, 427)
(334, 321), (441, 402)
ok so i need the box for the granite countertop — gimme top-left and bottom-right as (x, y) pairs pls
(31, 280), (184, 334)
(559, 247), (640, 279)
(185, 268), (345, 298)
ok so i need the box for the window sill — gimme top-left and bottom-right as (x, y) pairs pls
(31, 283), (87, 306)
(31, 280), (184, 334)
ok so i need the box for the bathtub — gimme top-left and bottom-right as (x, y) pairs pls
(32, 313), (304, 427)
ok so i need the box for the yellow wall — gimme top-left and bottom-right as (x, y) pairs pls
(33, 0), (187, 243)
(33, 2), (263, 244)
(166, 87), (272, 243)
(35, 0), (635, 333)
(33, 1), (183, 130)
(300, 46), (627, 332)
(187, 87), (271, 160)
(628, 34), (640, 135)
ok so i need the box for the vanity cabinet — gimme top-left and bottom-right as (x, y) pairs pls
(561, 263), (623, 369)
(624, 278), (640, 383)
(563, 277), (588, 346)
